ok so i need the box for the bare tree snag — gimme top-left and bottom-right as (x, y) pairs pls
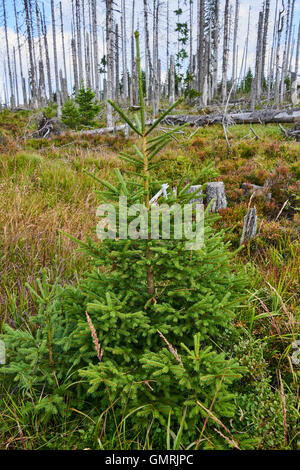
(50, 0), (61, 106)
(240, 206), (258, 245)
(24, 0), (37, 107)
(169, 56), (175, 105)
(42, 3), (52, 100)
(221, 0), (230, 103)
(106, 0), (114, 127)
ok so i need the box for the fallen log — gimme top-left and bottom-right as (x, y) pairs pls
(77, 120), (154, 136)
(41, 108), (300, 139)
(78, 124), (128, 136)
(163, 108), (300, 127)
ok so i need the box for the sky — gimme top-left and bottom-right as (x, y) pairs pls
(0, 0), (299, 104)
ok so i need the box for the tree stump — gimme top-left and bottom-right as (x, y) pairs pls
(240, 206), (258, 245)
(206, 182), (227, 212)
(186, 185), (203, 204)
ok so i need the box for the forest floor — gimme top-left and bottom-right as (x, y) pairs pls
(0, 109), (299, 449)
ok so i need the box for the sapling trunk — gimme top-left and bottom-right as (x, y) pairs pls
(108, 31), (183, 297)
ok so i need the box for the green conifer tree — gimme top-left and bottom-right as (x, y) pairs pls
(241, 68), (253, 94)
(61, 98), (81, 129)
(75, 85), (101, 126)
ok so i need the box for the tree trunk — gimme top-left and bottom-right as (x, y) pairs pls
(212, 0), (219, 98)
(71, 37), (79, 93)
(75, 0), (83, 85)
(261, 0), (270, 90)
(41, 3), (52, 101)
(291, 19), (300, 105)
(106, 0), (114, 127)
(286, 0), (295, 82)
(197, 0), (205, 92)
(221, 0), (230, 103)
(166, 0), (169, 96)
(143, 0), (152, 103)
(85, 32), (91, 88)
(189, 0), (193, 77)
(130, 0), (135, 106)
(243, 6), (251, 80)
(50, 0), (61, 106)
(24, 0), (37, 107)
(14, 0), (27, 105)
(13, 47), (19, 106)
(115, 23), (120, 102)
(29, 0), (38, 87)
(91, 0), (99, 98)
(275, 6), (285, 107)
(88, 0), (94, 89)
(251, 11), (264, 109)
(152, 0), (159, 115)
(82, 0), (88, 85)
(169, 55), (175, 105)
(231, 0), (239, 88)
(60, 1), (68, 95)
(280, 0), (291, 101)
(35, 0), (46, 104)
(163, 108), (300, 126)
(268, 0), (278, 101)
(3, 0), (15, 108)
(121, 0), (128, 102)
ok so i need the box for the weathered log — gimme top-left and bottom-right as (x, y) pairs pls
(77, 119), (154, 136)
(163, 108), (300, 127)
(206, 182), (227, 212)
(240, 206), (258, 245)
(241, 182), (272, 201)
(79, 124), (128, 136)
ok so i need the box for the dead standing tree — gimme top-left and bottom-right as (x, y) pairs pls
(221, 0), (230, 103)
(50, 0), (61, 107)
(24, 0), (38, 107)
(14, 0), (27, 106)
(3, 0), (15, 108)
(261, 0), (270, 91)
(231, 0), (240, 92)
(251, 11), (264, 110)
(274, 4), (285, 108)
(106, 0), (114, 127)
